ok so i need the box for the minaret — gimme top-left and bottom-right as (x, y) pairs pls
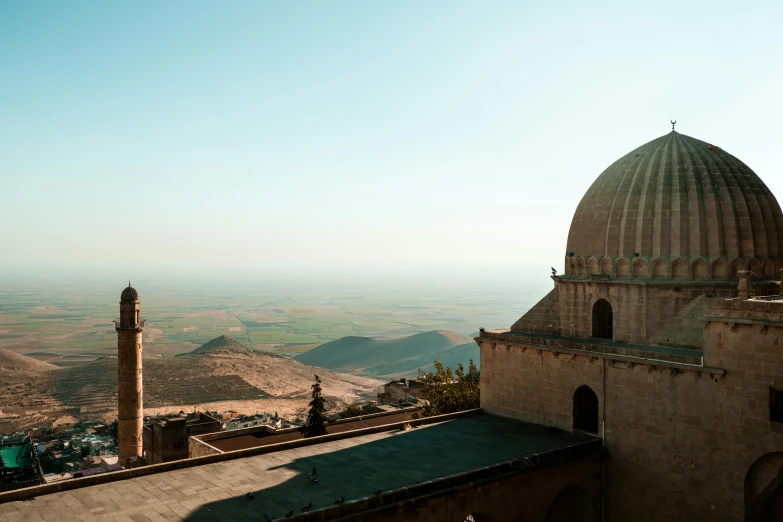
(115, 282), (144, 465)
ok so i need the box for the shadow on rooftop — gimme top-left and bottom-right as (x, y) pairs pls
(184, 415), (595, 522)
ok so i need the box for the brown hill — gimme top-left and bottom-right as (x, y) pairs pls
(0, 347), (382, 433)
(188, 335), (249, 355)
(0, 346), (58, 371)
(52, 349), (380, 412)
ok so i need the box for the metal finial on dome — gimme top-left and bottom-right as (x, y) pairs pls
(671, 120), (676, 131)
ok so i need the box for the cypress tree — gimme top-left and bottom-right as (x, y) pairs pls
(301, 374), (327, 437)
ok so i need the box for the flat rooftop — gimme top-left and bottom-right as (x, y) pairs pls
(0, 414), (599, 521)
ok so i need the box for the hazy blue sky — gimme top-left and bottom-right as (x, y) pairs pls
(2, 1), (782, 279)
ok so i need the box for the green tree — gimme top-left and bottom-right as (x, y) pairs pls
(415, 359), (480, 418)
(109, 420), (119, 443)
(338, 403), (364, 419)
(300, 374), (328, 437)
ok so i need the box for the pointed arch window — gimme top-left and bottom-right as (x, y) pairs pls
(573, 385), (599, 434)
(592, 299), (613, 339)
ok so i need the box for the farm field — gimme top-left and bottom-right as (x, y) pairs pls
(0, 270), (546, 366)
(0, 270), (547, 432)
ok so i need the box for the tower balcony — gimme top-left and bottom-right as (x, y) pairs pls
(114, 318), (145, 331)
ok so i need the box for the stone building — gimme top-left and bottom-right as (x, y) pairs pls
(477, 130), (783, 522)
(8, 129), (783, 521)
(114, 284), (144, 465)
(377, 378), (423, 405)
(142, 412), (220, 464)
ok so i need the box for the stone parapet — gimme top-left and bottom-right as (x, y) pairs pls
(705, 297), (783, 325)
(554, 276), (740, 287)
(478, 330), (707, 368)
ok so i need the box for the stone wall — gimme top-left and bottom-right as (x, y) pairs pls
(145, 418), (188, 464)
(186, 414), (221, 437)
(479, 296), (783, 522)
(117, 329), (143, 463)
(555, 279), (736, 347)
(189, 406), (420, 458)
(511, 287), (561, 335)
(189, 437), (221, 458)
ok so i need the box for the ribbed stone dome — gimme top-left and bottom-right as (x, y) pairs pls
(565, 131), (783, 279)
(121, 284), (139, 303)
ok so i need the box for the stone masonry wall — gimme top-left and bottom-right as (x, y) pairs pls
(117, 329), (143, 463)
(189, 437), (221, 458)
(480, 301), (783, 522)
(511, 287), (561, 335)
(556, 279), (735, 347)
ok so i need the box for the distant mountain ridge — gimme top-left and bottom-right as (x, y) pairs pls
(295, 329), (479, 378)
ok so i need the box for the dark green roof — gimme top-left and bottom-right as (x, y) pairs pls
(0, 441), (36, 470)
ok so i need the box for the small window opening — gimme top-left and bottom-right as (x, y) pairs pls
(770, 388), (783, 423)
(592, 299), (613, 339)
(573, 385), (599, 434)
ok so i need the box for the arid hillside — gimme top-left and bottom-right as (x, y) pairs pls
(0, 337), (382, 433)
(295, 329), (480, 377)
(187, 334), (248, 354)
(0, 346), (59, 371)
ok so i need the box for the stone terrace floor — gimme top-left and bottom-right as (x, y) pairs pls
(0, 415), (596, 522)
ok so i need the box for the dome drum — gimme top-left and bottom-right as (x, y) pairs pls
(563, 255), (780, 282)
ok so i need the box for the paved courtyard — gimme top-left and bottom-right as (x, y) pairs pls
(0, 415), (595, 521)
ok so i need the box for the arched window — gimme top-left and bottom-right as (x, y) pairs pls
(592, 299), (613, 339)
(745, 452), (783, 521)
(573, 385), (599, 434)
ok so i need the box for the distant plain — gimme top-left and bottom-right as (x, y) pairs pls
(0, 268), (550, 431)
(0, 270), (549, 367)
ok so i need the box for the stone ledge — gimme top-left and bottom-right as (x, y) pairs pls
(705, 298), (783, 325)
(477, 334), (725, 375)
(705, 316), (783, 328)
(553, 276), (740, 286)
(479, 330), (703, 364)
(189, 435), (221, 455)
